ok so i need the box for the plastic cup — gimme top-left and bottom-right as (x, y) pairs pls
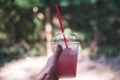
(52, 33), (79, 78)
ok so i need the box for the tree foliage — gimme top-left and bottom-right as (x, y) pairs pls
(0, 0), (120, 58)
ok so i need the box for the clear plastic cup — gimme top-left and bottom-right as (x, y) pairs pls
(52, 32), (79, 78)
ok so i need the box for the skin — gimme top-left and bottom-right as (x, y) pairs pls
(35, 44), (62, 80)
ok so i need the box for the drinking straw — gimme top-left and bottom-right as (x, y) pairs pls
(55, 4), (68, 49)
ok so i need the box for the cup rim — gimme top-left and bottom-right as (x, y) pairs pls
(51, 41), (80, 44)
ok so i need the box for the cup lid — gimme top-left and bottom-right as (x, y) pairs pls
(52, 32), (79, 42)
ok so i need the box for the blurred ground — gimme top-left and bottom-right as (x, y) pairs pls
(0, 54), (120, 80)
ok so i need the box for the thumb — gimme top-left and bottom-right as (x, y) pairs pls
(53, 44), (62, 63)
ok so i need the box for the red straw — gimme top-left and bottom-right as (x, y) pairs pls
(55, 4), (68, 49)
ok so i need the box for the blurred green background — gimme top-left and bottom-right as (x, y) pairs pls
(0, 0), (120, 65)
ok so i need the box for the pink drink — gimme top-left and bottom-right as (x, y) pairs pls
(52, 32), (79, 78)
(55, 48), (78, 78)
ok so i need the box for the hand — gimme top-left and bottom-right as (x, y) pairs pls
(35, 44), (62, 80)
